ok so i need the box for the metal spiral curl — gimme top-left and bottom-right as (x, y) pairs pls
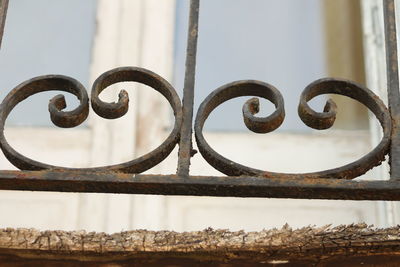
(0, 67), (182, 173)
(195, 78), (392, 179)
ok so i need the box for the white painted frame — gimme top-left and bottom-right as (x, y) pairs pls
(361, 0), (400, 226)
(0, 0), (176, 232)
(81, 0), (176, 232)
(0, 0), (395, 232)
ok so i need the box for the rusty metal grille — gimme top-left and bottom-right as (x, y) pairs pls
(0, 0), (399, 200)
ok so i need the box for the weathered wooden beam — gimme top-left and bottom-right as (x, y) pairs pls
(1, 224), (400, 266)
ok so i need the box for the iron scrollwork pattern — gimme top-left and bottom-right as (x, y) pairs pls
(0, 0), (400, 200)
(0, 73), (391, 180)
(0, 67), (182, 173)
(195, 78), (391, 179)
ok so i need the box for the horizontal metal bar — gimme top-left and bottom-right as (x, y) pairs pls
(0, 170), (399, 200)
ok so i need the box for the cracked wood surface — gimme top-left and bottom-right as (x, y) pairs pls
(1, 224), (400, 266)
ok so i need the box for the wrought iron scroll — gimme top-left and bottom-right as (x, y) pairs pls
(194, 79), (391, 179)
(0, 0), (400, 200)
(0, 67), (182, 173)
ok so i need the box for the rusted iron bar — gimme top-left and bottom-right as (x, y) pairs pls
(177, 0), (200, 176)
(0, 170), (400, 200)
(0, 0), (8, 49)
(383, 0), (400, 180)
(0, 1), (399, 202)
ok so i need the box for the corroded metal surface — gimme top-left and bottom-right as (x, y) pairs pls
(1, 170), (400, 200)
(383, 0), (400, 180)
(177, 0), (200, 176)
(0, 0), (399, 200)
(195, 78), (391, 179)
(0, 67), (182, 173)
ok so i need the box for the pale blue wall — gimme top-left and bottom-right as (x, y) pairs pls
(0, 0), (326, 131)
(174, 0), (327, 132)
(0, 0), (97, 126)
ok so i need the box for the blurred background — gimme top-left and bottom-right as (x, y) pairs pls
(0, 0), (395, 233)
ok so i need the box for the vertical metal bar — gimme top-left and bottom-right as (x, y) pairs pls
(177, 0), (200, 176)
(0, 0), (9, 49)
(383, 0), (400, 180)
